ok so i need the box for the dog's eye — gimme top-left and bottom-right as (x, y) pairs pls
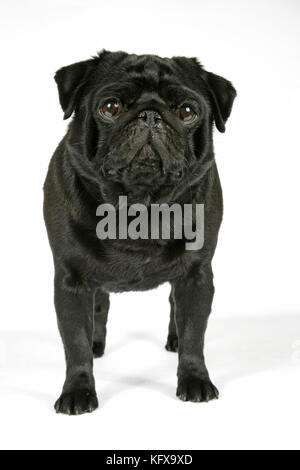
(176, 104), (196, 123)
(100, 100), (122, 119)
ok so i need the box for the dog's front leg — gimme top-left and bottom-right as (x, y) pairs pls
(173, 263), (219, 403)
(54, 274), (98, 415)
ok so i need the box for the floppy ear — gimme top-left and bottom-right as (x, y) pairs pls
(54, 58), (98, 119)
(202, 70), (237, 133)
(172, 56), (236, 133)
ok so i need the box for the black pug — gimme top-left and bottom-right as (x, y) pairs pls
(44, 50), (236, 415)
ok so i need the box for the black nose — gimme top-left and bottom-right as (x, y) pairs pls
(138, 110), (162, 126)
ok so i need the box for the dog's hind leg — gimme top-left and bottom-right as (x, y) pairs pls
(93, 290), (110, 358)
(165, 286), (178, 352)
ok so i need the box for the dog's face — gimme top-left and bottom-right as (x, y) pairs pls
(55, 51), (236, 203)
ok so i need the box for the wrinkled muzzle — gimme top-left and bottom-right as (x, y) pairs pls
(101, 108), (186, 191)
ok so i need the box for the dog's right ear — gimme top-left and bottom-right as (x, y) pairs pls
(54, 58), (98, 119)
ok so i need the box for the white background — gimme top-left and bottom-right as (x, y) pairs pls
(1, 0), (300, 450)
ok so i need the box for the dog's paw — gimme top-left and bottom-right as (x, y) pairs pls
(177, 376), (219, 403)
(93, 341), (105, 358)
(165, 335), (178, 352)
(54, 389), (98, 415)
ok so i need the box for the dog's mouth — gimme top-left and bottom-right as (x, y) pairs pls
(101, 143), (183, 192)
(128, 143), (163, 178)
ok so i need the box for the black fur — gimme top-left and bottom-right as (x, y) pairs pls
(43, 50), (236, 415)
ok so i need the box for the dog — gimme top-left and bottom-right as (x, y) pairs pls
(43, 50), (236, 415)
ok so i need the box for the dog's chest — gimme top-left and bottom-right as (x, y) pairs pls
(96, 240), (189, 292)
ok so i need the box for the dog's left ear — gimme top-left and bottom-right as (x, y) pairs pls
(54, 58), (98, 119)
(201, 70), (237, 133)
(172, 57), (236, 133)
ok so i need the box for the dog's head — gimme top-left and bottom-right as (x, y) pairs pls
(55, 51), (236, 203)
